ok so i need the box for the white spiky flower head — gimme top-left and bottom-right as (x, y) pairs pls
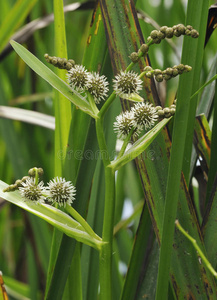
(47, 177), (76, 207)
(113, 110), (136, 140)
(67, 65), (89, 92)
(131, 102), (158, 131)
(113, 70), (143, 100)
(19, 177), (45, 204)
(86, 72), (109, 104)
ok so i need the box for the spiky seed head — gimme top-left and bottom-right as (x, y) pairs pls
(131, 102), (158, 131)
(86, 72), (109, 104)
(114, 111), (136, 140)
(67, 65), (89, 92)
(19, 177), (45, 203)
(113, 71), (142, 99)
(47, 177), (76, 207)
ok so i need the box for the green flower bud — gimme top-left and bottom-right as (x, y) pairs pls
(165, 27), (174, 38)
(155, 74), (163, 82)
(147, 36), (152, 43)
(190, 29), (199, 38)
(157, 109), (164, 116)
(160, 26), (168, 34)
(150, 30), (159, 39)
(140, 44), (149, 54)
(144, 66), (153, 72)
(170, 108), (176, 115)
(145, 72), (153, 78)
(130, 52), (139, 63)
(153, 69), (162, 75)
(165, 68), (173, 75)
(177, 24), (186, 35)
(172, 68), (179, 77)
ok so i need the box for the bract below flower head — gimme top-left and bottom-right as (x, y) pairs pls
(47, 177), (76, 207)
(67, 65), (89, 92)
(114, 110), (136, 140)
(87, 72), (109, 104)
(19, 177), (45, 204)
(113, 70), (142, 100)
(131, 102), (158, 131)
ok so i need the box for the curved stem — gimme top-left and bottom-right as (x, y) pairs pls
(65, 204), (102, 241)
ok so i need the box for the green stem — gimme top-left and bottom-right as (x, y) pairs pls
(98, 92), (116, 119)
(87, 92), (99, 116)
(95, 117), (116, 300)
(65, 204), (102, 241)
(175, 220), (217, 277)
(116, 128), (134, 160)
(34, 168), (39, 185)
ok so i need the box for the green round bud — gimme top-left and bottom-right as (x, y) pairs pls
(174, 30), (181, 37)
(164, 112), (171, 118)
(28, 168), (37, 176)
(185, 29), (191, 36)
(155, 106), (163, 111)
(153, 38), (161, 44)
(155, 74), (163, 82)
(186, 25), (193, 30)
(130, 52), (139, 63)
(150, 30), (159, 39)
(173, 99), (177, 105)
(160, 26), (168, 34)
(170, 108), (176, 115)
(145, 72), (153, 78)
(157, 31), (165, 40)
(66, 62), (73, 70)
(38, 168), (44, 176)
(153, 69), (162, 75)
(177, 64), (185, 73)
(157, 109), (164, 116)
(163, 107), (170, 114)
(44, 53), (49, 60)
(191, 29), (199, 38)
(177, 24), (186, 35)
(184, 65), (192, 72)
(144, 66), (152, 72)
(165, 27), (174, 38)
(166, 68), (173, 75)
(68, 59), (75, 65)
(164, 74), (172, 81)
(140, 44), (149, 54)
(147, 36), (152, 43)
(51, 57), (58, 65)
(170, 104), (176, 109)
(172, 68), (179, 77)
(15, 179), (23, 187)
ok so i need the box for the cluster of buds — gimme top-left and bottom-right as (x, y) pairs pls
(114, 102), (159, 140)
(156, 102), (176, 118)
(129, 24), (199, 63)
(143, 64), (192, 82)
(147, 24), (199, 44)
(3, 168), (76, 207)
(44, 54), (75, 71)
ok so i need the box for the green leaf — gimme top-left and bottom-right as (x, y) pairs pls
(193, 114), (211, 174)
(0, 106), (55, 130)
(10, 41), (96, 118)
(0, 181), (103, 250)
(109, 117), (172, 171)
(0, 0), (37, 53)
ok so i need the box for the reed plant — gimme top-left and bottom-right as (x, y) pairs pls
(0, 0), (217, 299)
